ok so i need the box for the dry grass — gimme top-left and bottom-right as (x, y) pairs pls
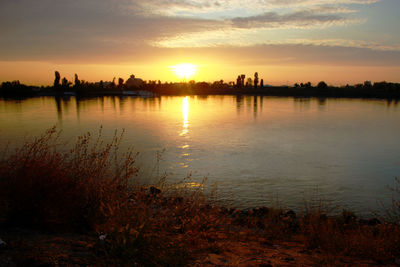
(0, 128), (399, 265)
(0, 128), (236, 265)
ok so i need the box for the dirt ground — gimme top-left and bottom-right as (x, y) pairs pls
(0, 227), (394, 267)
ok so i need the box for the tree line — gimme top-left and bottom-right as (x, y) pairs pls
(1, 71), (400, 99)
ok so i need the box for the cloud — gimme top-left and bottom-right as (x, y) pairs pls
(230, 9), (359, 29)
(129, 0), (380, 15)
(0, 0), (225, 60)
(264, 0), (380, 6)
(0, 0), (391, 65)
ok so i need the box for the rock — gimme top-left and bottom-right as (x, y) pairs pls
(240, 210), (250, 216)
(208, 254), (226, 265)
(150, 186), (161, 195)
(284, 257), (295, 262)
(98, 234), (107, 246)
(0, 239), (6, 249)
(252, 207), (269, 217)
(368, 218), (381, 226)
(319, 214), (328, 221)
(172, 197), (183, 204)
(285, 210), (296, 219)
(358, 217), (381, 226)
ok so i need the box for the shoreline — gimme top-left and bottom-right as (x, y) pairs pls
(0, 188), (397, 266)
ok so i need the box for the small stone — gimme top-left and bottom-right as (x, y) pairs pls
(0, 239), (7, 248)
(285, 210), (296, 219)
(368, 218), (381, 226)
(284, 257), (295, 262)
(99, 234), (107, 241)
(150, 186), (161, 195)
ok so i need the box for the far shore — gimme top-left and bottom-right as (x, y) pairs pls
(2, 79), (400, 99)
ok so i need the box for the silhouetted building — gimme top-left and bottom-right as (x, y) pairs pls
(125, 75), (144, 88)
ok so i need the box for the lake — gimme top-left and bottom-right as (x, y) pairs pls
(0, 95), (399, 216)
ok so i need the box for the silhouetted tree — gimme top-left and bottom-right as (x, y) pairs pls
(54, 71), (61, 88)
(364, 81), (372, 88)
(260, 79), (264, 88)
(61, 77), (71, 88)
(236, 75), (242, 87)
(294, 83), (299, 88)
(254, 72), (259, 89)
(118, 78), (124, 88)
(74, 74), (81, 87)
(240, 75), (245, 87)
(317, 81), (327, 89)
(247, 78), (253, 86)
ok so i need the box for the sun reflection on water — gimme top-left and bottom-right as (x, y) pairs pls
(180, 96), (189, 136)
(179, 96), (191, 168)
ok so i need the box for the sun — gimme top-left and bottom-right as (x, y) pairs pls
(170, 63), (197, 80)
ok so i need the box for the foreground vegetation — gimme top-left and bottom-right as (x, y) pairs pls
(0, 128), (399, 266)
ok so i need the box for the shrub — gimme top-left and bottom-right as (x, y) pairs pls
(0, 127), (139, 230)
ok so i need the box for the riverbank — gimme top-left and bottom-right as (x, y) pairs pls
(0, 128), (399, 266)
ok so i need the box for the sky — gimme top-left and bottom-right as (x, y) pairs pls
(0, 0), (399, 85)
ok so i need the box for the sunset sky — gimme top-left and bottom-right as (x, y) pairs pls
(0, 0), (399, 85)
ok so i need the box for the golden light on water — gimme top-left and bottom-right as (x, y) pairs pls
(170, 63), (197, 80)
(180, 96), (189, 136)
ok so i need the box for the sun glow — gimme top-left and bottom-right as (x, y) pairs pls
(170, 63), (197, 80)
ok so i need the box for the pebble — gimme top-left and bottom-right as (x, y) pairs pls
(0, 239), (6, 248)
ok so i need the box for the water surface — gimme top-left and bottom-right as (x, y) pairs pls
(0, 96), (399, 215)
